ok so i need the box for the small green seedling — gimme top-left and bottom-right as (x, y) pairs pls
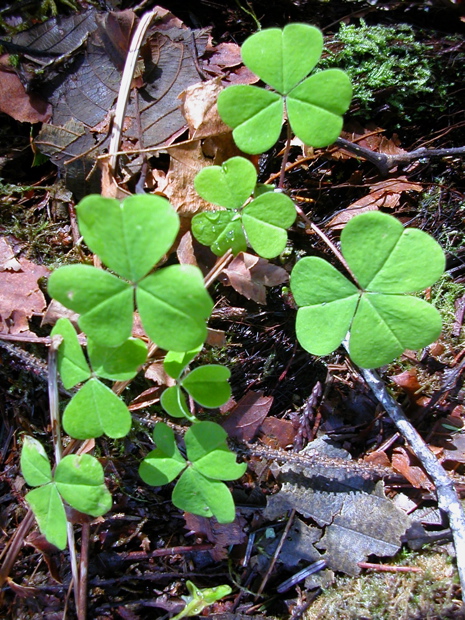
(217, 24), (352, 153)
(21, 436), (112, 549)
(290, 211), (445, 368)
(48, 194), (213, 352)
(192, 156), (296, 258)
(161, 349), (231, 421)
(51, 318), (146, 439)
(139, 422), (246, 523)
(171, 581), (232, 620)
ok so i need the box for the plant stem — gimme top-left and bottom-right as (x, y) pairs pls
(356, 360), (465, 601)
(48, 336), (81, 616)
(278, 123), (293, 189)
(78, 521), (90, 620)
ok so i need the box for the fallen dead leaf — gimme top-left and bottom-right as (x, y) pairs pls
(184, 513), (246, 562)
(0, 238), (49, 336)
(327, 177), (423, 229)
(0, 55), (51, 124)
(222, 390), (274, 442)
(221, 252), (289, 305)
(391, 446), (434, 490)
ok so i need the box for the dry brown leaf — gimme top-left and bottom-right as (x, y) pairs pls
(184, 513), (246, 562)
(0, 55), (51, 123)
(176, 231), (197, 266)
(0, 237), (21, 272)
(179, 78), (231, 140)
(391, 369), (422, 399)
(327, 177), (423, 229)
(0, 238), (49, 336)
(222, 390), (273, 442)
(391, 447), (434, 490)
(259, 417), (296, 449)
(221, 252), (289, 305)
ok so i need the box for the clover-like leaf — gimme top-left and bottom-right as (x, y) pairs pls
(172, 467), (236, 523)
(25, 485), (67, 550)
(55, 454), (112, 517)
(217, 24), (352, 154)
(137, 265), (213, 352)
(191, 211), (247, 257)
(217, 86), (283, 155)
(88, 337), (147, 381)
(51, 318), (90, 389)
(242, 192), (296, 258)
(164, 348), (202, 380)
(182, 365), (231, 408)
(184, 422), (229, 462)
(349, 293), (443, 368)
(194, 157), (257, 209)
(290, 211), (445, 368)
(48, 265), (134, 348)
(138, 423), (186, 486)
(77, 194), (180, 281)
(286, 69), (353, 148)
(62, 377), (132, 439)
(241, 24), (323, 94)
(341, 211), (446, 293)
(21, 436), (53, 487)
(160, 385), (191, 418)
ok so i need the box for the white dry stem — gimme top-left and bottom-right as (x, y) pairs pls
(353, 353), (465, 600)
(108, 9), (160, 173)
(48, 336), (81, 617)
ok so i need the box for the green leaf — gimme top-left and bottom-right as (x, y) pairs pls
(348, 293), (443, 368)
(287, 69), (353, 147)
(290, 213), (445, 368)
(25, 485), (67, 550)
(48, 265), (134, 347)
(341, 211), (446, 293)
(172, 468), (236, 523)
(193, 449), (247, 481)
(76, 194), (180, 281)
(21, 436), (52, 487)
(242, 192), (296, 258)
(295, 297), (359, 356)
(241, 24), (323, 93)
(217, 85), (283, 155)
(172, 581), (232, 620)
(164, 348), (202, 380)
(62, 377), (132, 439)
(194, 157), (257, 209)
(137, 265), (213, 352)
(88, 337), (147, 381)
(182, 365), (231, 408)
(192, 211), (247, 256)
(291, 256), (359, 305)
(160, 385), (191, 418)
(55, 454), (112, 517)
(139, 423), (186, 486)
(184, 422), (228, 462)
(51, 318), (90, 389)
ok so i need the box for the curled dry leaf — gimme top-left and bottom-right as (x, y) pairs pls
(0, 56), (51, 124)
(327, 177), (423, 229)
(221, 252), (289, 305)
(222, 390), (274, 442)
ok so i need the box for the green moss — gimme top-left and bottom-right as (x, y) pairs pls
(321, 20), (464, 123)
(304, 548), (461, 620)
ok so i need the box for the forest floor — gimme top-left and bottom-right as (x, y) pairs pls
(1, 0), (465, 618)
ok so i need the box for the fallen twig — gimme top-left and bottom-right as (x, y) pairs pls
(336, 137), (465, 176)
(358, 364), (465, 601)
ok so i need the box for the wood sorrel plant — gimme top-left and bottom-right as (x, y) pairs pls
(21, 22), (446, 552)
